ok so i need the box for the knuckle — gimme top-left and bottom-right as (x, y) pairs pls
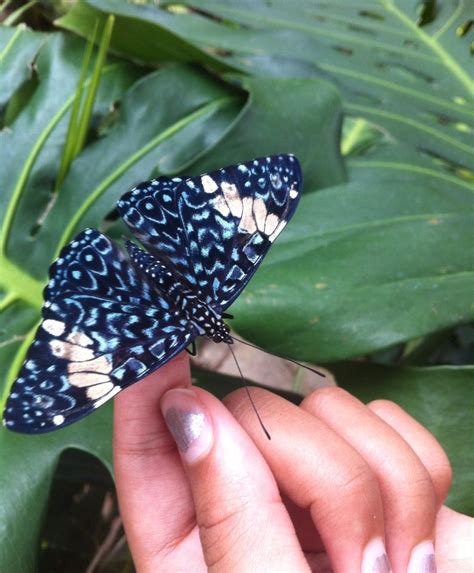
(339, 460), (378, 495)
(197, 497), (263, 567)
(114, 425), (175, 459)
(384, 460), (436, 504)
(367, 398), (400, 415)
(303, 386), (348, 412)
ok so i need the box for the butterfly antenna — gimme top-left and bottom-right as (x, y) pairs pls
(231, 336), (326, 378)
(227, 343), (271, 441)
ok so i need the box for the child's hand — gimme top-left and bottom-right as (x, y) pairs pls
(113, 354), (471, 573)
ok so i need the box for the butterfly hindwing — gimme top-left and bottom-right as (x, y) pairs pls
(3, 230), (196, 433)
(178, 154), (302, 309)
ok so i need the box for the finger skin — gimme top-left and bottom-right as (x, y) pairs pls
(435, 506), (474, 573)
(368, 399), (452, 506)
(113, 353), (205, 572)
(302, 387), (438, 573)
(224, 388), (388, 573)
(160, 386), (310, 572)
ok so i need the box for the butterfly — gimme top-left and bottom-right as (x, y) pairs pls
(3, 154), (302, 433)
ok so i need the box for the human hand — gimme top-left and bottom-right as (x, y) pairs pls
(113, 353), (472, 572)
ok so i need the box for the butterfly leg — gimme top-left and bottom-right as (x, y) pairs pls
(222, 312), (234, 320)
(186, 341), (197, 356)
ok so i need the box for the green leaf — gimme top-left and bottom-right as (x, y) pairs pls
(63, 0), (473, 182)
(231, 165), (474, 361)
(332, 363), (474, 514)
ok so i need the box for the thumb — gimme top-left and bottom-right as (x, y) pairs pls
(160, 386), (309, 572)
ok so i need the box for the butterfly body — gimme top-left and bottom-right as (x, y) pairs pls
(126, 240), (232, 344)
(3, 155), (302, 433)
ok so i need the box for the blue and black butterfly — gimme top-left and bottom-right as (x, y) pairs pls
(3, 155), (302, 433)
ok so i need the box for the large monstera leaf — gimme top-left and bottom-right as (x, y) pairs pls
(58, 0), (473, 179)
(0, 23), (344, 571)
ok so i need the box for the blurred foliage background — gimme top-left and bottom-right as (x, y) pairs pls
(0, 1), (472, 571)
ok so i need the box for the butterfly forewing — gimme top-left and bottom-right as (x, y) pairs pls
(3, 229), (196, 433)
(178, 154), (302, 309)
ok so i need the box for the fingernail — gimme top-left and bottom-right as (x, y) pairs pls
(161, 388), (213, 464)
(407, 541), (436, 573)
(362, 538), (391, 573)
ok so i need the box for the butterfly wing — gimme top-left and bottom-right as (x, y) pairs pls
(116, 176), (199, 287)
(177, 154), (302, 309)
(3, 229), (196, 434)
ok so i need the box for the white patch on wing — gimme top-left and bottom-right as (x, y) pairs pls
(68, 355), (112, 375)
(69, 372), (111, 388)
(86, 382), (114, 400)
(50, 340), (95, 361)
(67, 331), (94, 347)
(201, 175), (218, 194)
(213, 194), (230, 217)
(53, 415), (65, 426)
(253, 198), (267, 232)
(268, 220), (287, 243)
(290, 187), (298, 199)
(42, 319), (66, 336)
(239, 197), (257, 234)
(264, 213), (280, 235)
(221, 182), (242, 217)
(93, 385), (121, 408)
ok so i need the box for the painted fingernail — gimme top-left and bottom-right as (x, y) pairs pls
(407, 541), (436, 573)
(362, 538), (391, 573)
(161, 388), (213, 464)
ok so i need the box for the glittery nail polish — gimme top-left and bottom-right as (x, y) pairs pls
(362, 538), (392, 573)
(161, 388), (213, 463)
(407, 541), (437, 573)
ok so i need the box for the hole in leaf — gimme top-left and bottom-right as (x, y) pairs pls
(205, 46), (236, 58)
(104, 207), (120, 223)
(418, 147), (474, 181)
(420, 110), (473, 134)
(359, 10), (385, 21)
(456, 19), (473, 37)
(184, 4), (248, 30)
(1, 69), (39, 128)
(332, 45), (353, 56)
(29, 192), (57, 239)
(403, 39), (420, 49)
(348, 23), (377, 36)
(375, 61), (435, 84)
(416, 0), (437, 27)
(95, 100), (121, 138)
(348, 89), (383, 106)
